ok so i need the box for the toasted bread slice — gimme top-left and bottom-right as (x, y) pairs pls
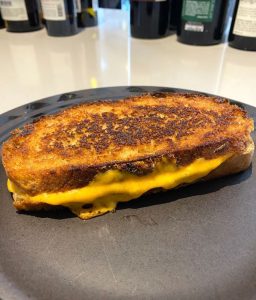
(1, 93), (254, 218)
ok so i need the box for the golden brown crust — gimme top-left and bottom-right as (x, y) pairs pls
(2, 93), (254, 195)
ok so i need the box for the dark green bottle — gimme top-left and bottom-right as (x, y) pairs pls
(177, 0), (229, 45)
(130, 0), (171, 39)
(98, 0), (121, 9)
(169, 0), (182, 31)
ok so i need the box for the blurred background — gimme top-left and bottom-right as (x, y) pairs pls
(0, 0), (255, 113)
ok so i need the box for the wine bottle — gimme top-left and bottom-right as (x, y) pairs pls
(98, 0), (121, 9)
(229, 0), (256, 51)
(130, 0), (171, 39)
(0, 0), (42, 32)
(41, 0), (78, 36)
(177, 0), (229, 45)
(169, 0), (182, 31)
(0, 8), (5, 29)
(77, 0), (98, 28)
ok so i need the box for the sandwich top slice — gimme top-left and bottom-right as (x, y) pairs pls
(2, 93), (254, 219)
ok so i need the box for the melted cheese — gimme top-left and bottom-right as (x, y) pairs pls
(8, 155), (230, 220)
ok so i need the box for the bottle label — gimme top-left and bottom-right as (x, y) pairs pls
(233, 0), (256, 38)
(0, 0), (28, 21)
(75, 0), (81, 13)
(184, 23), (204, 32)
(182, 0), (216, 22)
(41, 0), (66, 21)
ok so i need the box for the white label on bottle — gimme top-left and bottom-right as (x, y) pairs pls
(185, 22), (204, 32)
(75, 0), (81, 13)
(0, 0), (28, 21)
(233, 0), (256, 38)
(41, 0), (66, 21)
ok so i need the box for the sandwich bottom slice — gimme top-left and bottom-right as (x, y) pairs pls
(7, 140), (254, 220)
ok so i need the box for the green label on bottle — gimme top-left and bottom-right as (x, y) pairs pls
(182, 0), (216, 22)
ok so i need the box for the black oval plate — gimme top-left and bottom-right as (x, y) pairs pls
(0, 87), (256, 300)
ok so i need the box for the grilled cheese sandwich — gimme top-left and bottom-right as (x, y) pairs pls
(2, 93), (254, 219)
